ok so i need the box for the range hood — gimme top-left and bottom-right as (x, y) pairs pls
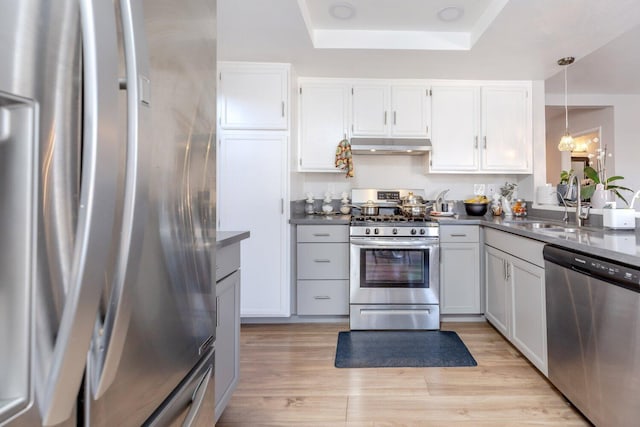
(349, 137), (431, 155)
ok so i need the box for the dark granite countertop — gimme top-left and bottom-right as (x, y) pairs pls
(289, 212), (351, 225)
(216, 230), (250, 248)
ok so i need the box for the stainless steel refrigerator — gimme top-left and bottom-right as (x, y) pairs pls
(0, 0), (217, 425)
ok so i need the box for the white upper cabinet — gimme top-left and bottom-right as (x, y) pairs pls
(429, 82), (532, 174)
(481, 85), (531, 172)
(218, 62), (289, 130)
(391, 85), (431, 137)
(430, 85), (480, 171)
(298, 79), (350, 172)
(351, 82), (430, 138)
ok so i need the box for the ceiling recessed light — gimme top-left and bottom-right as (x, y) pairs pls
(437, 6), (464, 22)
(329, 2), (356, 20)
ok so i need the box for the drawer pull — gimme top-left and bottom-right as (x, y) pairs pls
(450, 234), (467, 237)
(312, 233), (331, 237)
(313, 295), (331, 300)
(314, 259), (331, 263)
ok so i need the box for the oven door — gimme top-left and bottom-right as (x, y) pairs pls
(350, 237), (439, 305)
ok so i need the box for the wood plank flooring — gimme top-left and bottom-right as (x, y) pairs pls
(216, 322), (590, 426)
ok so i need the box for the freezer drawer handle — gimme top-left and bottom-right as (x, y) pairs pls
(183, 366), (213, 427)
(198, 335), (215, 356)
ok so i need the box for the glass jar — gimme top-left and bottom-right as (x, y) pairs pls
(490, 194), (502, 216)
(305, 200), (315, 214)
(513, 198), (527, 217)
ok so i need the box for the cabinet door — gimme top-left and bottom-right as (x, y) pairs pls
(219, 63), (288, 130)
(510, 257), (547, 375)
(351, 84), (388, 136)
(218, 133), (289, 316)
(298, 81), (350, 171)
(484, 245), (509, 336)
(481, 85), (531, 172)
(440, 242), (481, 314)
(390, 85), (429, 137)
(215, 270), (241, 421)
(430, 85), (480, 171)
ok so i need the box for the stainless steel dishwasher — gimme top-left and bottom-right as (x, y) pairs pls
(544, 245), (640, 427)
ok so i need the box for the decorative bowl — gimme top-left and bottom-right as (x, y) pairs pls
(464, 202), (488, 216)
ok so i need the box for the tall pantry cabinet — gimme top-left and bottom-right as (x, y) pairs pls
(217, 62), (291, 317)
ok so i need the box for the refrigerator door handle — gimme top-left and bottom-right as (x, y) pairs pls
(39, 1), (120, 425)
(89, 0), (151, 399)
(182, 366), (213, 427)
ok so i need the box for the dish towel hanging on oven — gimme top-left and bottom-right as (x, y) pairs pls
(335, 138), (354, 178)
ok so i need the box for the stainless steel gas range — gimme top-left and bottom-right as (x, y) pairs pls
(349, 189), (440, 330)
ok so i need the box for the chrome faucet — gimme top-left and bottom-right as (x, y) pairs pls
(565, 174), (590, 226)
(556, 191), (570, 222)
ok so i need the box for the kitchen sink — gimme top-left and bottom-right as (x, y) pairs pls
(503, 220), (582, 234)
(527, 222), (560, 229)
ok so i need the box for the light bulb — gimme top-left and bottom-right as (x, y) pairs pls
(558, 133), (575, 151)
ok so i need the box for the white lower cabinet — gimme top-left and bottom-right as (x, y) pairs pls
(484, 228), (547, 375)
(215, 243), (242, 422)
(218, 132), (289, 317)
(296, 225), (349, 315)
(440, 225), (481, 314)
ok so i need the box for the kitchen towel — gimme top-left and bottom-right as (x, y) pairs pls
(335, 330), (477, 368)
(335, 138), (354, 178)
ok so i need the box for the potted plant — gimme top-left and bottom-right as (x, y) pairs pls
(582, 166), (632, 205)
(581, 144), (633, 205)
(557, 169), (574, 203)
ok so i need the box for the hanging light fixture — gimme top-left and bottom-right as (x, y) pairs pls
(557, 56), (576, 151)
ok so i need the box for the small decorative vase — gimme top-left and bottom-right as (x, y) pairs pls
(502, 196), (512, 216)
(590, 183), (612, 209)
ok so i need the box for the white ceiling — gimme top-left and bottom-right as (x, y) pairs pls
(218, 0), (640, 93)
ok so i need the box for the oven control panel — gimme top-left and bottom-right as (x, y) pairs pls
(350, 226), (439, 238)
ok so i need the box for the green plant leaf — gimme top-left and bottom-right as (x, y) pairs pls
(580, 184), (595, 200)
(583, 166), (599, 183)
(613, 189), (629, 205)
(605, 175), (625, 184)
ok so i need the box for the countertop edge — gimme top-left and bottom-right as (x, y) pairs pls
(217, 231), (250, 248)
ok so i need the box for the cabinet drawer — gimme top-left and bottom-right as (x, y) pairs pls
(485, 227), (545, 268)
(297, 280), (349, 315)
(297, 225), (348, 243)
(440, 225), (479, 243)
(217, 242), (240, 282)
(297, 243), (349, 279)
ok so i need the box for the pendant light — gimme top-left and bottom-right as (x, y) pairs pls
(557, 56), (576, 151)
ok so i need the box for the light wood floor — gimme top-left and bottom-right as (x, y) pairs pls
(216, 322), (590, 426)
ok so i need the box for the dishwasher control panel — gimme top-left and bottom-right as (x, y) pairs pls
(544, 245), (640, 292)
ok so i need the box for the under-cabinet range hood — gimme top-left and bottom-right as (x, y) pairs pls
(350, 137), (431, 155)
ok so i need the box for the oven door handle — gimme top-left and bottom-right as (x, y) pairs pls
(350, 238), (438, 249)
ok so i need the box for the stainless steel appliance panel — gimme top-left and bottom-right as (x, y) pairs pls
(544, 245), (640, 427)
(1, 0), (121, 424)
(350, 238), (440, 305)
(350, 304), (440, 330)
(85, 0), (217, 425)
